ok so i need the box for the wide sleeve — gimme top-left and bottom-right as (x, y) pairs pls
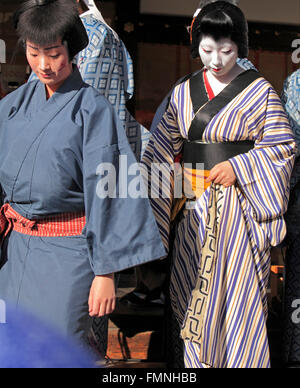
(229, 84), (297, 246)
(82, 95), (166, 276)
(141, 88), (184, 253)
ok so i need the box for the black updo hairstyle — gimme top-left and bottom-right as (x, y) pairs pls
(13, 0), (89, 60)
(190, 1), (248, 59)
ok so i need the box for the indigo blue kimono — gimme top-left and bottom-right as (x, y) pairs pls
(0, 68), (165, 343)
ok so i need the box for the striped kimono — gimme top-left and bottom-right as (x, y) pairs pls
(142, 71), (297, 368)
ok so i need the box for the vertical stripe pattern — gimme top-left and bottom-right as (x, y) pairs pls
(142, 76), (296, 368)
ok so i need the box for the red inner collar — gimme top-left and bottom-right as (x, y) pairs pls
(203, 69), (215, 100)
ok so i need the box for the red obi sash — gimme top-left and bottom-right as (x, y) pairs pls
(0, 203), (86, 239)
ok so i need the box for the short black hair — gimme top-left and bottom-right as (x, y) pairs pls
(198, 0), (240, 8)
(14, 0), (88, 60)
(191, 1), (248, 59)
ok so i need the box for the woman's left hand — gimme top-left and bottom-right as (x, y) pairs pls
(88, 274), (116, 318)
(206, 161), (237, 187)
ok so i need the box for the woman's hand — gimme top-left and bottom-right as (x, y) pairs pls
(206, 161), (237, 187)
(88, 274), (116, 318)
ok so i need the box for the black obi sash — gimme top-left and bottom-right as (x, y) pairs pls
(183, 69), (262, 169)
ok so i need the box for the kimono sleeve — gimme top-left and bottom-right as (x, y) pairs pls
(141, 88), (184, 253)
(82, 95), (165, 276)
(0, 94), (16, 206)
(229, 85), (297, 246)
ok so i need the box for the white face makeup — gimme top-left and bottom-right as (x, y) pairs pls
(199, 35), (239, 79)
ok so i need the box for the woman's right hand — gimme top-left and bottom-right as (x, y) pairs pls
(206, 161), (237, 187)
(88, 274), (116, 318)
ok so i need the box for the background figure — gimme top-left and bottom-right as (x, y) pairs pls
(0, 304), (98, 368)
(281, 69), (300, 367)
(75, 0), (152, 359)
(121, 0), (256, 313)
(76, 0), (150, 161)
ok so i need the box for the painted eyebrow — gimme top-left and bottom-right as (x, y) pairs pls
(27, 44), (63, 51)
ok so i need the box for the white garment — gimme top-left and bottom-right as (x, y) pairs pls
(193, 8), (201, 17)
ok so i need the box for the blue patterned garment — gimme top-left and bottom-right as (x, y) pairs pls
(236, 57), (257, 71)
(281, 69), (300, 365)
(76, 14), (150, 160)
(282, 70), (300, 148)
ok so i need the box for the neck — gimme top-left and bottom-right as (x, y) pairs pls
(209, 64), (243, 85)
(45, 85), (56, 99)
(205, 64), (244, 97)
(77, 0), (89, 15)
(44, 64), (73, 99)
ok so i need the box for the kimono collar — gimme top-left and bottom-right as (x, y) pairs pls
(54, 65), (84, 96)
(188, 69), (262, 141)
(36, 65), (84, 110)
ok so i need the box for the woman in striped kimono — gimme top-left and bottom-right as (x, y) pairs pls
(142, 2), (297, 368)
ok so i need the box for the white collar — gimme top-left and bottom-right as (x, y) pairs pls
(193, 8), (201, 17)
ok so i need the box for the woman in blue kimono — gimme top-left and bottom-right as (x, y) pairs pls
(0, 0), (165, 346)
